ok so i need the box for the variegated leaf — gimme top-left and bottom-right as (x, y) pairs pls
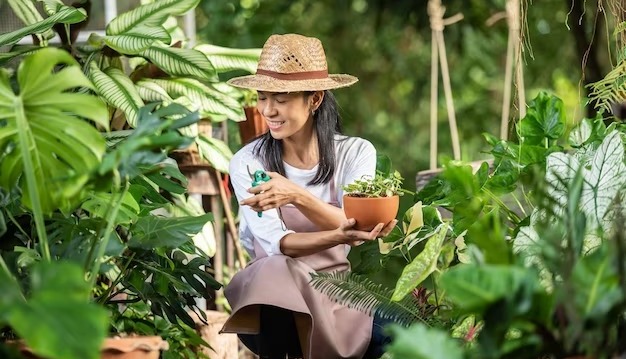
(194, 44), (261, 74)
(141, 44), (217, 80)
(150, 78), (244, 121)
(0, 6), (86, 47)
(106, 0), (200, 35)
(391, 224), (448, 301)
(104, 25), (170, 55)
(88, 62), (145, 127)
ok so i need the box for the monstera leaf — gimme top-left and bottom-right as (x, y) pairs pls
(0, 48), (108, 214)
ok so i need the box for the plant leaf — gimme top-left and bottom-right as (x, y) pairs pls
(386, 323), (465, 359)
(196, 134), (233, 173)
(0, 6), (86, 47)
(7, 0), (55, 40)
(106, 0), (200, 35)
(89, 62), (145, 127)
(193, 44), (261, 74)
(0, 48), (107, 213)
(104, 25), (171, 55)
(440, 264), (537, 312)
(8, 262), (108, 359)
(129, 214), (213, 249)
(150, 78), (244, 121)
(141, 43), (217, 80)
(391, 224), (448, 301)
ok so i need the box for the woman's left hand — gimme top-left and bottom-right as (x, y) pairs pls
(241, 171), (302, 213)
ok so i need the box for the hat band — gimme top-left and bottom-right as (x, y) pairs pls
(256, 68), (329, 80)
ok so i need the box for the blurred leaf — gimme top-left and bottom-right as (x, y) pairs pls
(386, 323), (465, 359)
(129, 214), (213, 249)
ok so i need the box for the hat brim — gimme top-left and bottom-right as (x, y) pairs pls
(227, 74), (358, 92)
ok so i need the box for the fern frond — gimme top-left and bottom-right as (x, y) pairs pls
(310, 271), (429, 327)
(587, 61), (626, 114)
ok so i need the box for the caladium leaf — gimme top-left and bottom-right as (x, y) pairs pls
(546, 130), (625, 230)
(391, 224), (448, 301)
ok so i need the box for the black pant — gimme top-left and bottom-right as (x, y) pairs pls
(238, 305), (392, 359)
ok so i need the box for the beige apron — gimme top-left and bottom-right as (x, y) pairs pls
(221, 184), (373, 359)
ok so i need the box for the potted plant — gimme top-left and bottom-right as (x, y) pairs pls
(342, 168), (408, 231)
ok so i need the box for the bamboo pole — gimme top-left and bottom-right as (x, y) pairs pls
(214, 170), (247, 270)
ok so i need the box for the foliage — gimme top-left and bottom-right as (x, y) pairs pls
(0, 45), (221, 359)
(383, 94), (626, 357)
(1, 0), (261, 173)
(343, 170), (407, 198)
(197, 0), (608, 191)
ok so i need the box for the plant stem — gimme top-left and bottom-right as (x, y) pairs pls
(97, 252), (135, 305)
(6, 210), (31, 241)
(88, 180), (129, 290)
(14, 97), (50, 262)
(0, 255), (26, 301)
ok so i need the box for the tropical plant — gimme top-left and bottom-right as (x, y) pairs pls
(313, 91), (626, 358)
(0, 0), (261, 173)
(0, 47), (220, 359)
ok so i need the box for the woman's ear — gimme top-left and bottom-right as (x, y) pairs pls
(310, 91), (325, 112)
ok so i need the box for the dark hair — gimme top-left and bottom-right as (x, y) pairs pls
(253, 90), (343, 185)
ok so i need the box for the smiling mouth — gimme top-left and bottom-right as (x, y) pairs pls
(267, 120), (285, 129)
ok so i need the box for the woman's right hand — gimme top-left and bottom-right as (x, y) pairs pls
(338, 218), (398, 246)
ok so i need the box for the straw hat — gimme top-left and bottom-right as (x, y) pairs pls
(227, 34), (358, 92)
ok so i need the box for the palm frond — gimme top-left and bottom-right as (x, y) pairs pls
(310, 271), (431, 327)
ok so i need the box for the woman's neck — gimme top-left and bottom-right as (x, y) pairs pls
(282, 132), (319, 170)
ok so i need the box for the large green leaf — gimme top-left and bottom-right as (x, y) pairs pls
(89, 62), (145, 127)
(194, 44), (261, 74)
(7, 262), (108, 359)
(141, 44), (217, 80)
(150, 78), (244, 120)
(104, 25), (171, 55)
(128, 213), (213, 249)
(0, 45), (41, 67)
(386, 323), (465, 359)
(391, 224), (448, 301)
(572, 247), (621, 320)
(81, 190), (140, 225)
(0, 6), (86, 47)
(106, 0), (200, 35)
(0, 48), (107, 213)
(517, 92), (566, 147)
(440, 264), (537, 312)
(196, 134), (233, 173)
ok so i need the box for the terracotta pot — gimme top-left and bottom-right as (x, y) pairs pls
(189, 310), (238, 359)
(13, 336), (169, 359)
(343, 195), (400, 231)
(239, 107), (268, 145)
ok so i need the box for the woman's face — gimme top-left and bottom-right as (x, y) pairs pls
(256, 91), (321, 140)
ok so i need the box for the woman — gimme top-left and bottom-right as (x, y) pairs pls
(221, 34), (396, 359)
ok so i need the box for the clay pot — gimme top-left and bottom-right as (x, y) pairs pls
(13, 336), (168, 359)
(101, 336), (169, 359)
(239, 107), (268, 145)
(343, 195), (400, 231)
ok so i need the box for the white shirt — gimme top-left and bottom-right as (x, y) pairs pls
(229, 134), (377, 258)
